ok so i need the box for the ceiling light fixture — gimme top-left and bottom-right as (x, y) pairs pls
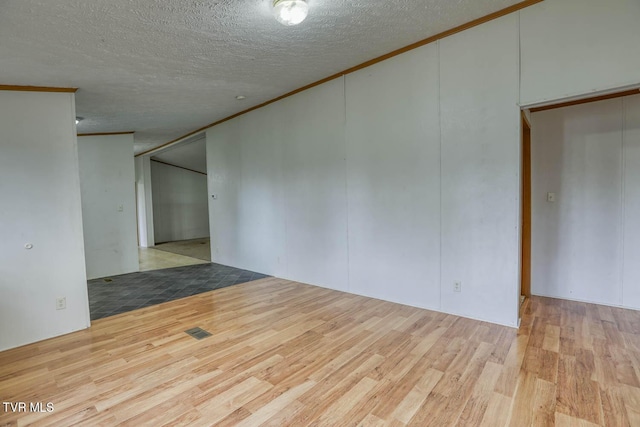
(75, 116), (83, 124)
(235, 95), (246, 100)
(272, 0), (309, 26)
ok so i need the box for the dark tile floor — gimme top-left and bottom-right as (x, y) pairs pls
(87, 263), (269, 320)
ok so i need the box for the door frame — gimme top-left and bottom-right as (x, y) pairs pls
(521, 111), (532, 308)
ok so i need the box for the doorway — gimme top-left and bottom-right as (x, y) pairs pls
(142, 135), (211, 271)
(521, 111), (532, 313)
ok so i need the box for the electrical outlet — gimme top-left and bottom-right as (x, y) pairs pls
(56, 297), (66, 310)
(454, 282), (462, 292)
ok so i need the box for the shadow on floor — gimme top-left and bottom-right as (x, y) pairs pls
(87, 263), (269, 320)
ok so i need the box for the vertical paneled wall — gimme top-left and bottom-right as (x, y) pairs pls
(280, 81), (349, 291)
(345, 44), (441, 310)
(623, 95), (640, 309)
(78, 134), (139, 280)
(207, 14), (521, 327)
(135, 156), (155, 248)
(204, 0), (640, 327)
(151, 161), (210, 243)
(439, 14), (520, 325)
(531, 94), (640, 309)
(520, 0), (640, 106)
(234, 106), (288, 277)
(207, 79), (347, 287)
(0, 91), (90, 351)
(206, 119), (244, 270)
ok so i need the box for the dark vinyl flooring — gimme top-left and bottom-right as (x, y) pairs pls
(87, 263), (269, 320)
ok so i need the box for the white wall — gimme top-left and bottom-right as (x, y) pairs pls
(345, 43), (441, 310)
(207, 14), (521, 327)
(135, 156), (155, 247)
(207, 78), (346, 286)
(204, 0), (640, 327)
(623, 95), (640, 309)
(281, 80), (349, 290)
(152, 161), (210, 243)
(78, 134), (139, 280)
(0, 90), (90, 351)
(439, 14), (520, 325)
(531, 94), (640, 309)
(520, 0), (640, 106)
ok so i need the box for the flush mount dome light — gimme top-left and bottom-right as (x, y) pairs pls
(272, 0), (309, 26)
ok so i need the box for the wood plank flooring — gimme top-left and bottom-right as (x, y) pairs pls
(2, 277), (640, 426)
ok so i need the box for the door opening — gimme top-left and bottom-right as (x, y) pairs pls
(521, 111), (532, 314)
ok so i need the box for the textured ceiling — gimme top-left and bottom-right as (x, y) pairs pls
(152, 136), (207, 173)
(0, 0), (523, 154)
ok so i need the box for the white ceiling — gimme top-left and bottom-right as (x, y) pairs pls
(0, 0), (522, 154)
(152, 136), (207, 174)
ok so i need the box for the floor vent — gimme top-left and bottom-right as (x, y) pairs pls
(185, 327), (212, 340)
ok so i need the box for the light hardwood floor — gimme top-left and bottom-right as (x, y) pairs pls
(2, 278), (640, 426)
(138, 246), (208, 272)
(153, 238), (211, 262)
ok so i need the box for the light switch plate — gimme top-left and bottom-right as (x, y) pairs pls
(547, 192), (556, 202)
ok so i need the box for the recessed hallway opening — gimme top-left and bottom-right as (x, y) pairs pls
(528, 91), (640, 309)
(138, 237), (211, 272)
